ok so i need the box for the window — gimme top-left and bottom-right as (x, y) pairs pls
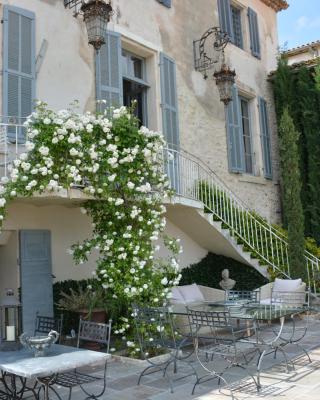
(248, 7), (260, 58)
(121, 50), (148, 126)
(239, 97), (253, 174)
(231, 6), (243, 49)
(2, 5), (35, 143)
(217, 0), (233, 40)
(226, 86), (253, 174)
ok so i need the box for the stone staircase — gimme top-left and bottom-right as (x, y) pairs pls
(163, 147), (320, 292)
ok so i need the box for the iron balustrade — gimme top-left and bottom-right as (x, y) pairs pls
(161, 146), (320, 293)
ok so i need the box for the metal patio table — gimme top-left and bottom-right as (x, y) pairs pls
(171, 302), (309, 390)
(0, 344), (110, 400)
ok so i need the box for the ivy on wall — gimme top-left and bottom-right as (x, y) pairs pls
(273, 59), (320, 244)
(180, 252), (268, 290)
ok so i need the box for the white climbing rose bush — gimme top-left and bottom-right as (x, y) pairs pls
(0, 102), (182, 354)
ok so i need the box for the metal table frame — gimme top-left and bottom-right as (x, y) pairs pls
(0, 345), (109, 400)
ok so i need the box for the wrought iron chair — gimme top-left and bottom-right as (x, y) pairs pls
(49, 318), (112, 400)
(270, 290), (311, 364)
(34, 313), (64, 343)
(132, 304), (198, 393)
(225, 289), (260, 303)
(187, 307), (259, 397)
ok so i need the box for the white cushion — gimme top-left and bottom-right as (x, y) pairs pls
(171, 287), (185, 304)
(273, 278), (302, 292)
(260, 298), (272, 305)
(178, 284), (205, 303)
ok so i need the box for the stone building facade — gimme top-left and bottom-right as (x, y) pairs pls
(0, 0), (288, 332)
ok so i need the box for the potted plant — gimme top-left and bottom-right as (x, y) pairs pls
(57, 284), (107, 323)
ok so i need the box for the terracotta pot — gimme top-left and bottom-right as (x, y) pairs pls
(78, 309), (107, 351)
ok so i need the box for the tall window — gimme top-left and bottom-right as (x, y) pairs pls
(231, 6), (243, 49)
(121, 50), (148, 126)
(239, 98), (253, 174)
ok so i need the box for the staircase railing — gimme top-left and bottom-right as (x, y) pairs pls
(162, 146), (320, 293)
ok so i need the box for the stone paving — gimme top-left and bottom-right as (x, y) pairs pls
(65, 316), (320, 400)
(4, 317), (320, 400)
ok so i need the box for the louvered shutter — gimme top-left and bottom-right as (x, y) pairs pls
(217, 0), (234, 41)
(96, 31), (122, 111)
(3, 5), (35, 143)
(259, 97), (272, 178)
(226, 85), (245, 172)
(157, 0), (172, 7)
(248, 8), (260, 58)
(160, 53), (179, 149)
(160, 52), (180, 191)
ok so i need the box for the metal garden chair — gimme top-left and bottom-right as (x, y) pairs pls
(225, 289), (260, 303)
(34, 313), (64, 343)
(270, 290), (311, 364)
(49, 318), (112, 400)
(132, 304), (198, 393)
(187, 307), (259, 397)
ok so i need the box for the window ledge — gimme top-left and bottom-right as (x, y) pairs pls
(239, 175), (269, 185)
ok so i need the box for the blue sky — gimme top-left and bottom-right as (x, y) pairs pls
(277, 0), (320, 50)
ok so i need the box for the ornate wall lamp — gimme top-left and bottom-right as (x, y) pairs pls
(64, 0), (113, 51)
(193, 27), (236, 105)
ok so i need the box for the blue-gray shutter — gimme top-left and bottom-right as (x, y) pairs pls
(248, 7), (260, 58)
(20, 230), (53, 335)
(96, 30), (122, 111)
(160, 52), (179, 149)
(217, 0), (234, 41)
(3, 5), (35, 142)
(259, 97), (272, 178)
(226, 85), (245, 172)
(157, 0), (172, 7)
(160, 52), (180, 191)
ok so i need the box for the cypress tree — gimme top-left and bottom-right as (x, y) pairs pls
(273, 57), (294, 123)
(278, 108), (306, 280)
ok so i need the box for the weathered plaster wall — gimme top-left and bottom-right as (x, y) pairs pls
(0, 231), (18, 298)
(0, 0), (281, 224)
(0, 202), (207, 283)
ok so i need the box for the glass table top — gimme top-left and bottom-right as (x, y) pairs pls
(171, 302), (308, 321)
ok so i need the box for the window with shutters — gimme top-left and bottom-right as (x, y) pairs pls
(248, 7), (261, 58)
(121, 50), (149, 127)
(2, 5), (35, 143)
(239, 97), (253, 174)
(217, 0), (233, 40)
(231, 6), (243, 49)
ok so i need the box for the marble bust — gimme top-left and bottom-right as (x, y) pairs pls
(219, 269), (236, 291)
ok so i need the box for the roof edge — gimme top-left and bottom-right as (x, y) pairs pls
(260, 0), (289, 12)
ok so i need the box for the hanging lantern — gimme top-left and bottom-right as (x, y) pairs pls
(213, 63), (236, 106)
(80, 0), (113, 51)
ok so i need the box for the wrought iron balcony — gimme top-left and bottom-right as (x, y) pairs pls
(0, 117), (26, 179)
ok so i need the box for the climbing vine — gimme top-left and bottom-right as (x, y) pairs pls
(0, 102), (182, 354)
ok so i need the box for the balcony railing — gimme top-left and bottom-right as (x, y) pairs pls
(0, 118), (26, 178)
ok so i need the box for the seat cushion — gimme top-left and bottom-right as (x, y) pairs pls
(273, 278), (302, 292)
(171, 287), (185, 304)
(179, 284), (205, 303)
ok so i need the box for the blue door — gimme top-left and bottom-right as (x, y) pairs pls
(19, 230), (53, 334)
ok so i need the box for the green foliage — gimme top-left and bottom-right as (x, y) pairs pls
(278, 108), (305, 279)
(273, 60), (320, 243)
(53, 279), (126, 335)
(180, 253), (268, 290)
